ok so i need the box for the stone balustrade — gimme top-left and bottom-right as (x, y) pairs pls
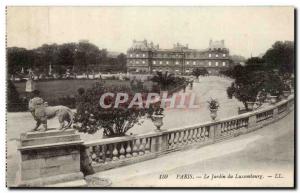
(83, 95), (294, 173)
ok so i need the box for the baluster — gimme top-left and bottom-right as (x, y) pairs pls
(196, 128), (201, 141)
(235, 120), (239, 131)
(205, 127), (209, 139)
(187, 129), (193, 144)
(176, 132), (181, 146)
(178, 132), (182, 145)
(172, 133), (177, 147)
(168, 133), (173, 149)
(221, 123), (225, 135)
(132, 139), (139, 157)
(192, 128), (198, 142)
(232, 120), (235, 132)
(119, 143), (126, 159)
(145, 138), (150, 153)
(90, 146), (97, 163)
(200, 127), (205, 139)
(139, 138), (145, 155)
(125, 141), (132, 158)
(95, 145), (103, 163)
(225, 122), (229, 135)
(234, 120), (237, 131)
(112, 144), (119, 161)
(105, 145), (112, 162)
(172, 132), (178, 148)
(183, 130), (188, 145)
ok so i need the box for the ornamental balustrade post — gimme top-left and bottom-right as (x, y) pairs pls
(288, 98), (294, 111)
(17, 129), (87, 187)
(247, 114), (257, 129)
(273, 107), (279, 120)
(150, 132), (168, 154)
(208, 125), (216, 142)
(212, 123), (221, 141)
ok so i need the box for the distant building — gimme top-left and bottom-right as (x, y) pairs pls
(126, 39), (233, 75)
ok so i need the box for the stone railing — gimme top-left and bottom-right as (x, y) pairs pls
(83, 95), (294, 173)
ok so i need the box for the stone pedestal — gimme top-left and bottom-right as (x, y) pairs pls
(150, 132), (168, 153)
(17, 129), (87, 187)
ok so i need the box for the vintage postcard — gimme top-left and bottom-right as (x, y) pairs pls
(6, 6), (295, 188)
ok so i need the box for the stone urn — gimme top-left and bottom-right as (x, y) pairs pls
(210, 109), (218, 121)
(152, 114), (164, 131)
(283, 90), (291, 99)
(246, 101), (255, 111)
(269, 96), (278, 104)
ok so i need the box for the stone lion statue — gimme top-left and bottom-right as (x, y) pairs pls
(28, 97), (74, 132)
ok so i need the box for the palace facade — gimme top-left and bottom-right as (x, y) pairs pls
(126, 39), (232, 75)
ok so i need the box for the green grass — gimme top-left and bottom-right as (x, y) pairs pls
(14, 79), (131, 102)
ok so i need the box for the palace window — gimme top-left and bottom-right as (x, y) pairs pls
(142, 61), (145, 64)
(223, 54), (226, 57)
(209, 53), (212, 58)
(216, 54), (219, 58)
(130, 54), (133, 57)
(216, 62), (219, 66)
(143, 54), (146, 57)
(153, 61), (156, 64)
(209, 61), (212, 66)
(166, 61), (169, 64)
(175, 61), (179, 65)
(136, 61), (139, 64)
(136, 54), (139, 57)
(186, 61), (189, 64)
(193, 61), (196, 65)
(222, 62), (226, 66)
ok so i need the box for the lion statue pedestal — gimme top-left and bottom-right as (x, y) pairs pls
(16, 129), (87, 187)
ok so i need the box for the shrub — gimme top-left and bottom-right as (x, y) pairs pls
(207, 98), (220, 111)
(73, 83), (162, 137)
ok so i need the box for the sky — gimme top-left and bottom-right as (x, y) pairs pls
(7, 6), (294, 58)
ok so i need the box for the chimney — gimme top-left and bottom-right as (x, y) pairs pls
(209, 39), (212, 47)
(221, 40), (225, 46)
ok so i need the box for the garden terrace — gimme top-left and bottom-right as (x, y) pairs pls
(82, 94), (294, 173)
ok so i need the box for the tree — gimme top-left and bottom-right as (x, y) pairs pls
(151, 71), (176, 90)
(263, 41), (294, 74)
(7, 80), (26, 112)
(246, 57), (265, 66)
(7, 41), (126, 78)
(116, 53), (127, 72)
(73, 83), (161, 137)
(226, 64), (286, 110)
(192, 67), (208, 78)
(7, 47), (34, 76)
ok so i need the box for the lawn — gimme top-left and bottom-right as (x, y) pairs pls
(13, 79), (132, 105)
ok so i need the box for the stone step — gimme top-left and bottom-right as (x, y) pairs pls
(21, 129), (75, 139)
(21, 134), (80, 147)
(17, 172), (85, 187)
